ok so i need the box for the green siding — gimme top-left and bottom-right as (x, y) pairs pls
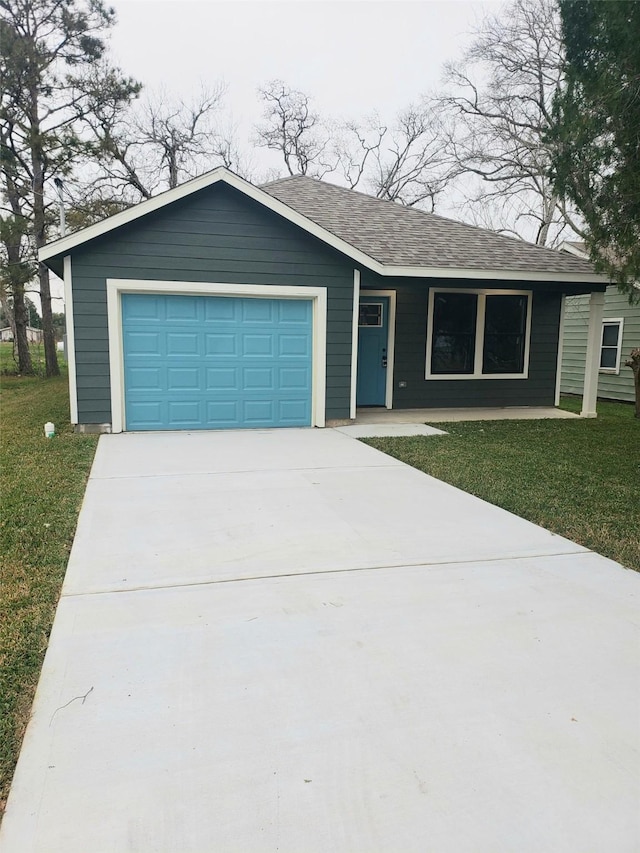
(70, 183), (354, 425)
(561, 286), (639, 403)
(360, 272), (563, 409)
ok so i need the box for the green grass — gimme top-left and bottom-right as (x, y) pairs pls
(362, 398), (640, 572)
(0, 371), (98, 814)
(0, 340), (52, 376)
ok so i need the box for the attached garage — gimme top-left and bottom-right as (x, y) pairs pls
(39, 167), (606, 434)
(121, 293), (313, 430)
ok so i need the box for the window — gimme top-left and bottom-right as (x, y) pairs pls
(426, 289), (531, 379)
(359, 302), (383, 327)
(599, 319), (624, 374)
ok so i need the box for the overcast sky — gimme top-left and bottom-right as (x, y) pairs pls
(106, 0), (502, 173)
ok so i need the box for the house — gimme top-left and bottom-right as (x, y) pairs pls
(38, 168), (608, 433)
(559, 242), (639, 404)
(0, 326), (44, 344)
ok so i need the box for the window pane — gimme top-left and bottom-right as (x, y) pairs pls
(431, 293), (477, 374)
(602, 323), (620, 347)
(600, 347), (617, 369)
(359, 303), (383, 327)
(482, 295), (527, 374)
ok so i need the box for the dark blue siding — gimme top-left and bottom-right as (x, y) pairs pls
(360, 272), (562, 408)
(70, 184), (354, 424)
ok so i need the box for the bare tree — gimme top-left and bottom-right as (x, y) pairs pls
(436, 0), (581, 245)
(258, 83), (453, 211)
(76, 81), (240, 210)
(367, 102), (454, 211)
(332, 116), (387, 190)
(255, 80), (336, 178)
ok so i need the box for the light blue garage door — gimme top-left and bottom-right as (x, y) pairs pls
(122, 294), (313, 431)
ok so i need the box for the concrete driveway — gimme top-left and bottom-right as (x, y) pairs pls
(2, 428), (639, 852)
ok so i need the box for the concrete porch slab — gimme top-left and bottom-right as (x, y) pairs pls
(356, 406), (579, 424)
(334, 423), (447, 437)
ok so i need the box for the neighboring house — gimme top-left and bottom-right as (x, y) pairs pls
(38, 168), (607, 433)
(0, 326), (44, 343)
(559, 242), (639, 404)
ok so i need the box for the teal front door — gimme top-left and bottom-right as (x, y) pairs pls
(356, 296), (389, 406)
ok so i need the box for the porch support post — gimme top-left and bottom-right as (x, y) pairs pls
(554, 294), (566, 407)
(350, 269), (360, 420)
(580, 290), (605, 418)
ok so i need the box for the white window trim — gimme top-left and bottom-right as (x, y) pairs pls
(425, 288), (532, 380)
(358, 289), (396, 408)
(106, 279), (327, 433)
(599, 318), (624, 375)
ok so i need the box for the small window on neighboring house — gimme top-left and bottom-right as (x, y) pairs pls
(600, 319), (624, 373)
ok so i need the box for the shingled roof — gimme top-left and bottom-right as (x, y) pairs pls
(262, 175), (596, 277)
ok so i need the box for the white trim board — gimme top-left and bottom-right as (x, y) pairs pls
(360, 289), (397, 408)
(63, 256), (78, 424)
(350, 270), (360, 420)
(39, 167), (608, 286)
(106, 279), (327, 433)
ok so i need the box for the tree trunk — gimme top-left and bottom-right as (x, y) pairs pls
(13, 287), (34, 375)
(29, 88), (59, 378)
(625, 349), (640, 419)
(38, 263), (59, 377)
(0, 290), (17, 341)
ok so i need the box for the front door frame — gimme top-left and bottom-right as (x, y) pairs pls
(356, 288), (396, 410)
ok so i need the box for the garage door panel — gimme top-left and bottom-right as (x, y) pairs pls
(165, 295), (199, 321)
(243, 399), (274, 422)
(242, 300), (274, 322)
(242, 334), (274, 357)
(204, 298), (236, 322)
(243, 367), (275, 390)
(206, 399), (241, 426)
(122, 294), (312, 431)
(123, 294), (161, 320)
(278, 299), (310, 323)
(279, 333), (310, 356)
(206, 367), (239, 390)
(127, 367), (162, 390)
(167, 400), (201, 425)
(126, 400), (163, 428)
(125, 331), (162, 355)
(280, 367), (310, 390)
(166, 332), (200, 356)
(205, 332), (238, 356)
(167, 367), (201, 391)
(279, 398), (310, 422)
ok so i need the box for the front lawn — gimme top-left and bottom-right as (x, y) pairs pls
(363, 398), (639, 572)
(0, 372), (98, 814)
